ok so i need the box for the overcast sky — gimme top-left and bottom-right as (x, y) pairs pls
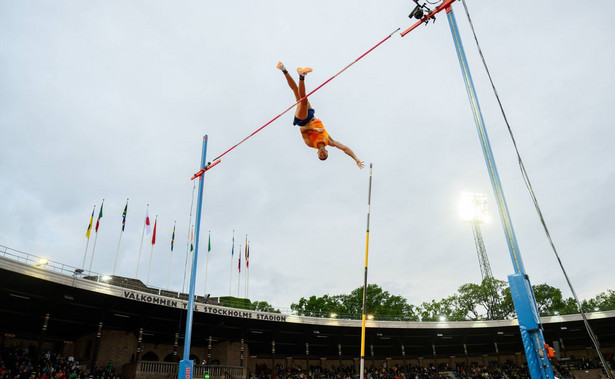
(1, 0), (613, 312)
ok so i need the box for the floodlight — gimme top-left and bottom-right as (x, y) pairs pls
(36, 258), (49, 266)
(459, 192), (490, 223)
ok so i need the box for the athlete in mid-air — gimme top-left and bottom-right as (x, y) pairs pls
(277, 62), (364, 169)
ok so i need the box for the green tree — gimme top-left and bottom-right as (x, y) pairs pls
(291, 284), (418, 320)
(457, 277), (511, 320)
(417, 296), (466, 321)
(291, 294), (344, 317)
(531, 283), (566, 316)
(252, 301), (280, 313)
(586, 290), (615, 311)
(339, 284), (418, 320)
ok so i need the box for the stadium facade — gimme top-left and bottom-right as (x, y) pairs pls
(1, 253), (613, 378)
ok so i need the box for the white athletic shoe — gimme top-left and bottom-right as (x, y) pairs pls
(297, 67), (313, 76)
(276, 61), (286, 71)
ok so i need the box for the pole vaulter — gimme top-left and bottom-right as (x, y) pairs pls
(401, 1), (554, 377)
(191, 28), (400, 181)
(181, 28), (399, 379)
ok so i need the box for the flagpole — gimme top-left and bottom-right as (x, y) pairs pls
(82, 205), (96, 270)
(246, 241), (249, 300)
(244, 235), (247, 298)
(183, 225), (194, 294)
(237, 244), (241, 298)
(204, 231), (210, 296)
(136, 204), (149, 279)
(147, 215), (157, 286)
(183, 182), (197, 294)
(113, 231), (123, 275)
(88, 232), (98, 274)
(359, 164), (373, 379)
(89, 199), (104, 274)
(229, 230), (234, 296)
(113, 198), (129, 275)
(167, 221), (176, 290)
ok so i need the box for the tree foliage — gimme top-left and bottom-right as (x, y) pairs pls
(290, 279), (613, 321)
(291, 284), (418, 321)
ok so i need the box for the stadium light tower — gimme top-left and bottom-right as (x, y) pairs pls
(459, 192), (493, 280)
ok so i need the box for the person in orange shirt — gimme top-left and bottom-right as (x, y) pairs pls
(277, 62), (364, 169)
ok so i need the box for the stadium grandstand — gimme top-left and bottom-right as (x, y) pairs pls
(1, 247), (613, 379)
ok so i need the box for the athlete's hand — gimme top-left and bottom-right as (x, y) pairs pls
(356, 160), (365, 169)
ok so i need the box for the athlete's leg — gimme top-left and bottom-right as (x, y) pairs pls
(296, 67), (313, 120)
(277, 62), (300, 101)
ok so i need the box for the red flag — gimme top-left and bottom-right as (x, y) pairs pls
(238, 247), (241, 273)
(151, 217), (157, 245)
(145, 207), (152, 234)
(246, 241), (249, 268)
(95, 200), (104, 232)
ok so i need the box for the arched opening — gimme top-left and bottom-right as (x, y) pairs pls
(164, 353), (179, 362)
(189, 354), (201, 364)
(141, 351), (159, 361)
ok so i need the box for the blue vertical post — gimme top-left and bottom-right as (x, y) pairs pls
(445, 7), (554, 379)
(179, 135), (208, 379)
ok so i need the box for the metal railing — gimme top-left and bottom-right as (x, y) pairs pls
(136, 362), (244, 378)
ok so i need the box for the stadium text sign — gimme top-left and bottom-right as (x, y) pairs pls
(123, 291), (287, 322)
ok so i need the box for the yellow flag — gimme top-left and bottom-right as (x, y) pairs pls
(85, 206), (95, 239)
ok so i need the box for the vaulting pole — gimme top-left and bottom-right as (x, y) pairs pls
(179, 135), (209, 379)
(359, 163), (373, 379)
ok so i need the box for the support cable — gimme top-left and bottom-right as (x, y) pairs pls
(460, 1), (612, 376)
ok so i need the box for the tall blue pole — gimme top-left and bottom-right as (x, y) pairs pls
(179, 135), (208, 379)
(445, 8), (554, 378)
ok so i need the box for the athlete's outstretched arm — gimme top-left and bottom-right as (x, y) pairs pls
(329, 138), (364, 169)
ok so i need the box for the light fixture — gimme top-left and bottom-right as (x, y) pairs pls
(330, 313), (337, 318)
(438, 315), (447, 322)
(101, 275), (112, 282)
(367, 314), (374, 320)
(36, 258), (49, 267)
(459, 193), (490, 223)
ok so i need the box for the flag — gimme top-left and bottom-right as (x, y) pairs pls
(208, 232), (211, 253)
(231, 234), (234, 256)
(190, 226), (194, 252)
(238, 246), (241, 273)
(151, 217), (157, 245)
(85, 206), (95, 239)
(95, 200), (104, 232)
(246, 241), (249, 268)
(171, 223), (176, 251)
(121, 201), (128, 232)
(145, 208), (152, 234)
